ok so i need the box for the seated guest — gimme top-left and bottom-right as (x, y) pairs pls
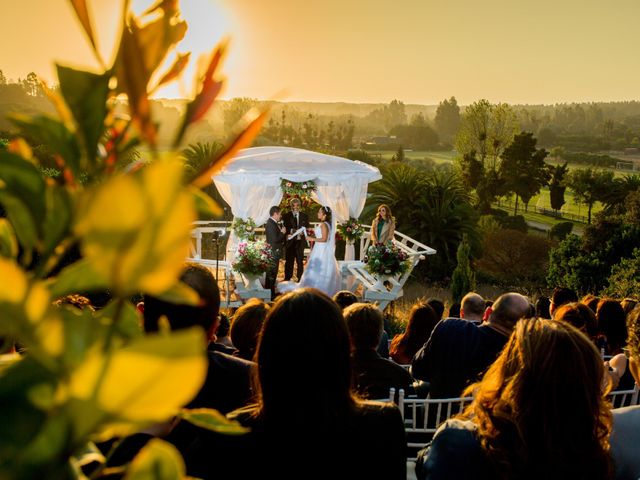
(426, 298), (445, 322)
(448, 302), (461, 318)
(334, 290), (390, 358)
(390, 302), (438, 365)
(416, 318), (612, 480)
(229, 299), (270, 361)
(412, 293), (530, 398)
(582, 294), (601, 314)
(344, 303), (413, 399)
(611, 306), (640, 480)
(186, 288), (407, 479)
(621, 298), (638, 317)
(214, 312), (234, 350)
(597, 298), (628, 356)
(535, 296), (551, 319)
(144, 263), (255, 414)
(549, 287), (578, 318)
(554, 302), (598, 339)
(460, 292), (485, 324)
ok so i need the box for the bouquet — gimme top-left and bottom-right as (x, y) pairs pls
(232, 240), (275, 275)
(337, 217), (365, 242)
(281, 178), (317, 197)
(363, 241), (410, 276)
(231, 217), (257, 240)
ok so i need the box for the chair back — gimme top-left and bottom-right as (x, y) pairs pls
(608, 385), (640, 409)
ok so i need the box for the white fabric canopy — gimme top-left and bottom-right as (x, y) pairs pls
(213, 146), (381, 260)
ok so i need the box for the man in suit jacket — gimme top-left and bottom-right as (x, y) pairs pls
(264, 205), (286, 299)
(282, 197), (309, 281)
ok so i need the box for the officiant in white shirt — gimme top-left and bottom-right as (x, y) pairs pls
(282, 197), (310, 281)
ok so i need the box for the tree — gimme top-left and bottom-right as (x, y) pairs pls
(451, 235), (475, 303)
(434, 96), (461, 142)
(549, 146), (565, 160)
(548, 162), (569, 215)
(22, 71), (41, 96)
(455, 100), (519, 212)
(0, 69), (6, 85)
(392, 145), (405, 162)
(603, 249), (640, 298)
(500, 131), (549, 214)
(567, 168), (614, 223)
(223, 97), (258, 133)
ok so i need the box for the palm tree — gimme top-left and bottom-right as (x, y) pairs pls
(181, 141), (224, 177)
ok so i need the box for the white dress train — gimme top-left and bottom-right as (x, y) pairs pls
(277, 221), (341, 297)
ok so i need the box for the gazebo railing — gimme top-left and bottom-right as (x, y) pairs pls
(188, 221), (436, 309)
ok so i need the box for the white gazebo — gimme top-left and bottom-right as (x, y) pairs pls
(189, 146), (436, 308)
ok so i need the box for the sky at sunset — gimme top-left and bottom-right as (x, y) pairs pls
(3, 0), (640, 105)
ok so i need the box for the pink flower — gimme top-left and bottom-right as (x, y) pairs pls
(286, 182), (292, 187)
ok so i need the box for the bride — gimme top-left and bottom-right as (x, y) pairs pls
(277, 205), (341, 297)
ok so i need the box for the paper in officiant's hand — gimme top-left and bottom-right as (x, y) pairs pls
(287, 226), (306, 240)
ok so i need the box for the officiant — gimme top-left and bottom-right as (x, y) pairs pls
(283, 197), (310, 281)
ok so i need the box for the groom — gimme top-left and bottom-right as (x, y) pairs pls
(283, 198), (309, 281)
(264, 205), (286, 300)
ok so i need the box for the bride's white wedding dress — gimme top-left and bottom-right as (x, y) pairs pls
(277, 221), (341, 297)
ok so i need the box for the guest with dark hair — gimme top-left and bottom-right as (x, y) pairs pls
(390, 302), (438, 365)
(549, 287), (579, 318)
(610, 306), (640, 480)
(554, 302), (598, 338)
(448, 302), (461, 318)
(621, 298), (638, 317)
(230, 299), (270, 361)
(426, 298), (445, 321)
(333, 291), (390, 358)
(582, 294), (601, 314)
(214, 312), (235, 351)
(344, 303), (413, 400)
(535, 296), (551, 319)
(597, 299), (628, 356)
(186, 288), (407, 479)
(333, 290), (358, 310)
(412, 293), (531, 398)
(416, 318), (612, 480)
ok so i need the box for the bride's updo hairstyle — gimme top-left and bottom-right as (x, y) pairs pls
(320, 205), (332, 223)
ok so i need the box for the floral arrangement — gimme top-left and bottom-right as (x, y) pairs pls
(281, 178), (317, 197)
(232, 240), (275, 275)
(231, 217), (257, 240)
(364, 241), (410, 276)
(337, 217), (365, 242)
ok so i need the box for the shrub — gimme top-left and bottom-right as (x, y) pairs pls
(550, 221), (574, 241)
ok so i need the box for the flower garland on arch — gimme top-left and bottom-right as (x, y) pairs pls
(231, 217), (257, 240)
(280, 178), (317, 199)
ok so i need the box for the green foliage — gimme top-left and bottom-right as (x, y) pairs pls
(391, 145), (405, 162)
(0, 2), (259, 478)
(388, 124), (439, 150)
(451, 235), (475, 302)
(434, 96), (461, 143)
(497, 214), (528, 233)
(568, 168), (615, 223)
(548, 162), (569, 213)
(549, 221), (574, 241)
(602, 249), (640, 298)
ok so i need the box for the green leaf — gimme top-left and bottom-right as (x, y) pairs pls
(42, 185), (73, 258)
(97, 299), (142, 340)
(48, 259), (109, 299)
(0, 191), (38, 254)
(124, 439), (185, 480)
(154, 281), (199, 306)
(179, 408), (249, 435)
(189, 186), (222, 218)
(0, 218), (18, 258)
(9, 115), (82, 179)
(57, 65), (111, 169)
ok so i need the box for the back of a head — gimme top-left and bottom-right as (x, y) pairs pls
(488, 293), (530, 331)
(596, 298), (627, 353)
(551, 287), (578, 313)
(553, 302), (598, 338)
(143, 263), (220, 333)
(621, 298), (638, 316)
(333, 290), (358, 310)
(448, 302), (461, 318)
(403, 302), (438, 350)
(464, 318), (611, 479)
(217, 313), (230, 338)
(535, 296), (551, 320)
(461, 292), (485, 319)
(343, 303), (383, 351)
(230, 299), (269, 360)
(426, 298), (445, 320)
(627, 307), (640, 384)
(255, 288), (353, 418)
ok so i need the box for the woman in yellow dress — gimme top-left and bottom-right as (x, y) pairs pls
(370, 204), (396, 245)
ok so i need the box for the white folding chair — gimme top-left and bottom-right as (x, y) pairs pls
(609, 385), (640, 408)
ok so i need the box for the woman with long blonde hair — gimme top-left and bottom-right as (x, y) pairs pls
(416, 318), (612, 480)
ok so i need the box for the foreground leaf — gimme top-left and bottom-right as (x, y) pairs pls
(0, 218), (19, 259)
(179, 408), (249, 435)
(124, 439), (185, 480)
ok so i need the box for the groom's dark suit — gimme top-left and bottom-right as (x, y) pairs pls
(282, 210), (309, 281)
(264, 217), (285, 299)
